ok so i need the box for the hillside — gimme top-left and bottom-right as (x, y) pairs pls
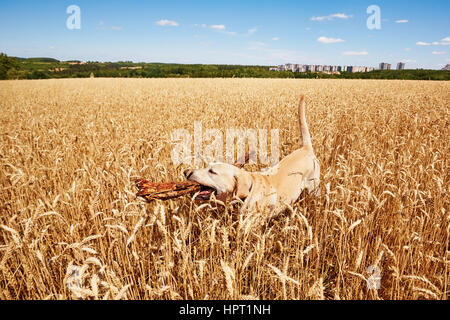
(1, 53), (449, 80)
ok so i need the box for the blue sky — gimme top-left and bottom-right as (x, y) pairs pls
(0, 0), (449, 68)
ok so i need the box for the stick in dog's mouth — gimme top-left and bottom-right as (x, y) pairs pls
(135, 151), (251, 202)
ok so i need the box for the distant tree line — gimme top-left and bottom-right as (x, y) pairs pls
(1, 53), (449, 81)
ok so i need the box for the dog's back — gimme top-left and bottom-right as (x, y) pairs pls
(262, 95), (320, 203)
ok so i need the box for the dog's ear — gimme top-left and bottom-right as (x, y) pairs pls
(233, 172), (253, 200)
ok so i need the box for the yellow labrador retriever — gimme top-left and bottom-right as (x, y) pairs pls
(184, 95), (320, 216)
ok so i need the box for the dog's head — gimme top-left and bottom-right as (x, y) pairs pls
(184, 162), (252, 201)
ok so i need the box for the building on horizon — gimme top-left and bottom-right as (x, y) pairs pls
(397, 62), (406, 70)
(379, 62), (392, 70)
(269, 63), (375, 74)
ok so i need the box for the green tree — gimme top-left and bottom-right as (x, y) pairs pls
(6, 68), (20, 79)
(0, 53), (19, 80)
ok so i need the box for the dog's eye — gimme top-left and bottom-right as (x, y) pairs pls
(209, 169), (217, 175)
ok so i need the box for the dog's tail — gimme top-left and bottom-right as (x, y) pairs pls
(298, 95), (313, 150)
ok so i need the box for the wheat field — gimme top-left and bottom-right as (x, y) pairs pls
(0, 78), (448, 300)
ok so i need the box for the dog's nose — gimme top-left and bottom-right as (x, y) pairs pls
(184, 169), (193, 179)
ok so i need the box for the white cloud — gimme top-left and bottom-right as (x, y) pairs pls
(201, 24), (206, 28)
(310, 16), (326, 21)
(272, 37), (279, 41)
(208, 25), (257, 37)
(402, 59), (416, 63)
(405, 48), (412, 51)
(311, 13), (351, 21)
(432, 51), (446, 55)
(395, 19), (408, 23)
(441, 37), (450, 45)
(342, 51), (368, 56)
(210, 24), (226, 30)
(331, 13), (350, 19)
(111, 26), (122, 31)
(416, 37), (450, 46)
(155, 19), (179, 27)
(317, 36), (345, 44)
(247, 27), (258, 35)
